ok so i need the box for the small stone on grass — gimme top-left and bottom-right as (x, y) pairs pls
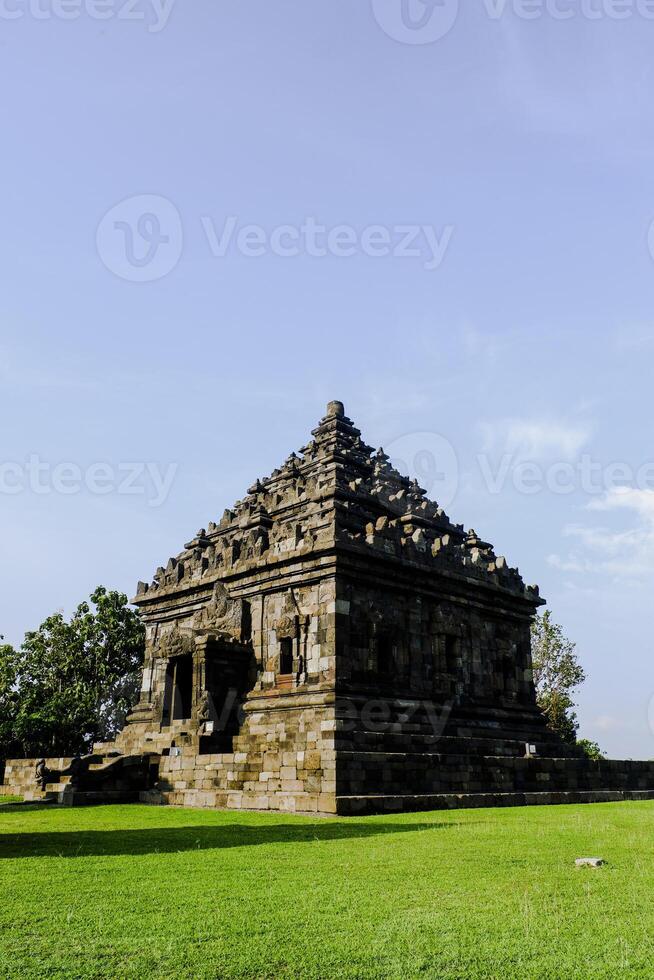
(575, 857), (605, 868)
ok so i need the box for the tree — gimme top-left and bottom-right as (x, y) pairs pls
(0, 639), (20, 778)
(531, 610), (587, 746)
(8, 587), (145, 759)
(576, 738), (606, 761)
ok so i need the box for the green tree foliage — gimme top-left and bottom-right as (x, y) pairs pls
(1, 588), (144, 763)
(0, 640), (21, 771)
(576, 738), (606, 761)
(531, 610), (588, 746)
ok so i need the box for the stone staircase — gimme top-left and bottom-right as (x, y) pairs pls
(0, 757), (76, 802)
(37, 753), (154, 806)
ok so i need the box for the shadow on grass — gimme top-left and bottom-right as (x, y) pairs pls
(0, 802), (55, 813)
(0, 820), (455, 859)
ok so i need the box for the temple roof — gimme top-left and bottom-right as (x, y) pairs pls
(135, 401), (542, 605)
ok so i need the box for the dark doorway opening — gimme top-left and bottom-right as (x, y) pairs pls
(377, 634), (394, 677)
(279, 637), (294, 676)
(162, 654), (193, 724)
(198, 642), (255, 754)
(445, 635), (459, 675)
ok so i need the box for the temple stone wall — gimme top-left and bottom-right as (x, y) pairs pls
(253, 579), (337, 692)
(153, 700), (336, 813)
(336, 751), (654, 801)
(337, 580), (534, 705)
(336, 753), (654, 813)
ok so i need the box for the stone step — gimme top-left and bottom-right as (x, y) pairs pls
(92, 743), (117, 754)
(87, 758), (131, 771)
(449, 706), (550, 721)
(335, 789), (654, 815)
(0, 795), (56, 808)
(51, 790), (142, 807)
(450, 726), (563, 746)
(335, 733), (571, 759)
(338, 750), (654, 798)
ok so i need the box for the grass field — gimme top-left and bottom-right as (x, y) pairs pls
(1, 801), (653, 978)
(0, 797), (22, 805)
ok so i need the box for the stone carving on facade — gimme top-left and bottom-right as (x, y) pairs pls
(35, 759), (50, 791)
(193, 582), (250, 644)
(155, 626), (196, 660)
(150, 691), (163, 722)
(274, 590), (309, 641)
(193, 691), (211, 725)
(135, 398), (542, 601)
(274, 615), (296, 640)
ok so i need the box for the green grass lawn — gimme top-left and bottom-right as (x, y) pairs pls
(0, 796), (22, 805)
(1, 801), (653, 979)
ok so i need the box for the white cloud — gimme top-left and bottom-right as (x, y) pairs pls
(480, 417), (591, 461)
(459, 323), (504, 362)
(548, 488), (654, 581)
(594, 715), (623, 734)
(614, 324), (654, 352)
(588, 486), (654, 522)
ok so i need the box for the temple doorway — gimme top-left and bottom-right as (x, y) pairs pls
(162, 653), (193, 724)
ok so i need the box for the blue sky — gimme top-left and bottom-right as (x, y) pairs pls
(2, 0), (654, 757)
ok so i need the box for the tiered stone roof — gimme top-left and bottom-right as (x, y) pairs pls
(136, 401), (541, 603)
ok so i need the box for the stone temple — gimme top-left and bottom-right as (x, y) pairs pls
(3, 401), (654, 812)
